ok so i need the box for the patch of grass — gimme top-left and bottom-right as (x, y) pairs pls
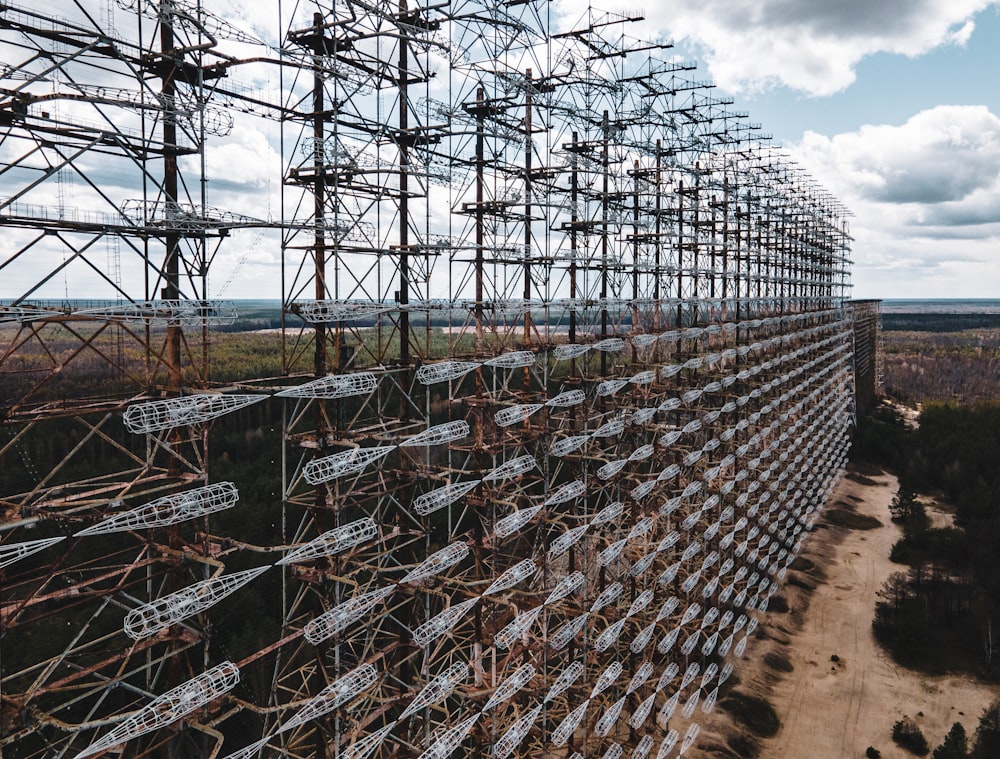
(719, 691), (781, 738)
(787, 556), (825, 578)
(823, 508), (882, 530)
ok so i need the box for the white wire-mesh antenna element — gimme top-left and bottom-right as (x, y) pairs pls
(628, 516), (655, 541)
(627, 588), (655, 618)
(598, 538), (628, 567)
(544, 660), (585, 704)
(591, 660), (623, 699)
(654, 464), (680, 487)
(550, 435), (590, 457)
(220, 735), (270, 759)
(630, 444), (655, 461)
(494, 705), (541, 758)
(413, 597), (479, 646)
(400, 541), (469, 584)
(593, 616), (628, 652)
(631, 333), (658, 348)
(593, 337), (625, 352)
(0, 306), (53, 323)
(417, 712), (481, 759)
(400, 420), (470, 447)
(632, 406), (658, 424)
(592, 417), (625, 438)
(680, 723), (701, 755)
(546, 388), (586, 407)
(483, 350), (535, 368)
(494, 403), (544, 427)
(494, 605), (542, 649)
(0, 536), (65, 569)
(73, 661), (240, 758)
(591, 500), (624, 527)
(544, 571), (586, 606)
(551, 700), (590, 746)
(276, 372), (377, 399)
(629, 480), (659, 501)
(591, 582), (623, 613)
(125, 566), (270, 639)
(484, 455), (537, 481)
(493, 505), (542, 539)
(123, 394), (266, 433)
(630, 369), (657, 385)
(656, 662), (680, 692)
(659, 429), (682, 448)
(548, 524), (588, 559)
(483, 663), (535, 711)
(75, 482), (239, 536)
(483, 559), (537, 596)
(552, 343), (590, 360)
(596, 379), (629, 397)
(278, 664), (379, 733)
(277, 517), (378, 565)
(633, 736), (655, 759)
(595, 696), (626, 737)
(543, 480), (586, 507)
(414, 479), (480, 516)
(604, 744), (624, 759)
(416, 361), (480, 385)
(549, 612), (589, 651)
(399, 662), (470, 720)
(658, 729), (680, 758)
(657, 691), (681, 726)
(629, 692), (656, 730)
(343, 723), (397, 759)
(304, 586), (395, 644)
(303, 446), (395, 484)
(597, 459), (628, 480)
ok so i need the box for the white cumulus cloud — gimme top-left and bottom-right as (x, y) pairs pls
(557, 0), (996, 96)
(790, 105), (1000, 296)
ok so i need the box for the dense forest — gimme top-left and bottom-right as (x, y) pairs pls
(852, 317), (1000, 690)
(866, 402), (1000, 676)
(881, 317), (1000, 406)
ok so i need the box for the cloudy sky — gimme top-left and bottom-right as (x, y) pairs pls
(627, 0), (1000, 299)
(7, 0), (999, 302)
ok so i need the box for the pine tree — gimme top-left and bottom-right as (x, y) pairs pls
(934, 722), (969, 759)
(973, 701), (1000, 758)
(890, 481), (920, 522)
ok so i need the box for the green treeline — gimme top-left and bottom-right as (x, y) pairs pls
(865, 401), (1000, 676)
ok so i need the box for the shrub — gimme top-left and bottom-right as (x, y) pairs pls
(719, 691), (780, 738)
(893, 715), (930, 756)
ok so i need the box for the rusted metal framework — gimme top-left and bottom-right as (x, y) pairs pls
(848, 299), (883, 418)
(2, 2), (854, 759)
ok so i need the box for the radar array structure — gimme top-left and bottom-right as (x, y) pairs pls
(1, 1), (855, 759)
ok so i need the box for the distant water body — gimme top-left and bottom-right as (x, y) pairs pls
(21, 298), (1000, 316)
(227, 299), (1000, 313)
(881, 299), (1000, 314)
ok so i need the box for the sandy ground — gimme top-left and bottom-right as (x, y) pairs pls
(696, 469), (1000, 758)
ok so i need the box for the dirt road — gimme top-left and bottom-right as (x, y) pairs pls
(757, 471), (999, 758)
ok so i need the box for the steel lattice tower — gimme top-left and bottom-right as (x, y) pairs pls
(2, 2), (855, 759)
